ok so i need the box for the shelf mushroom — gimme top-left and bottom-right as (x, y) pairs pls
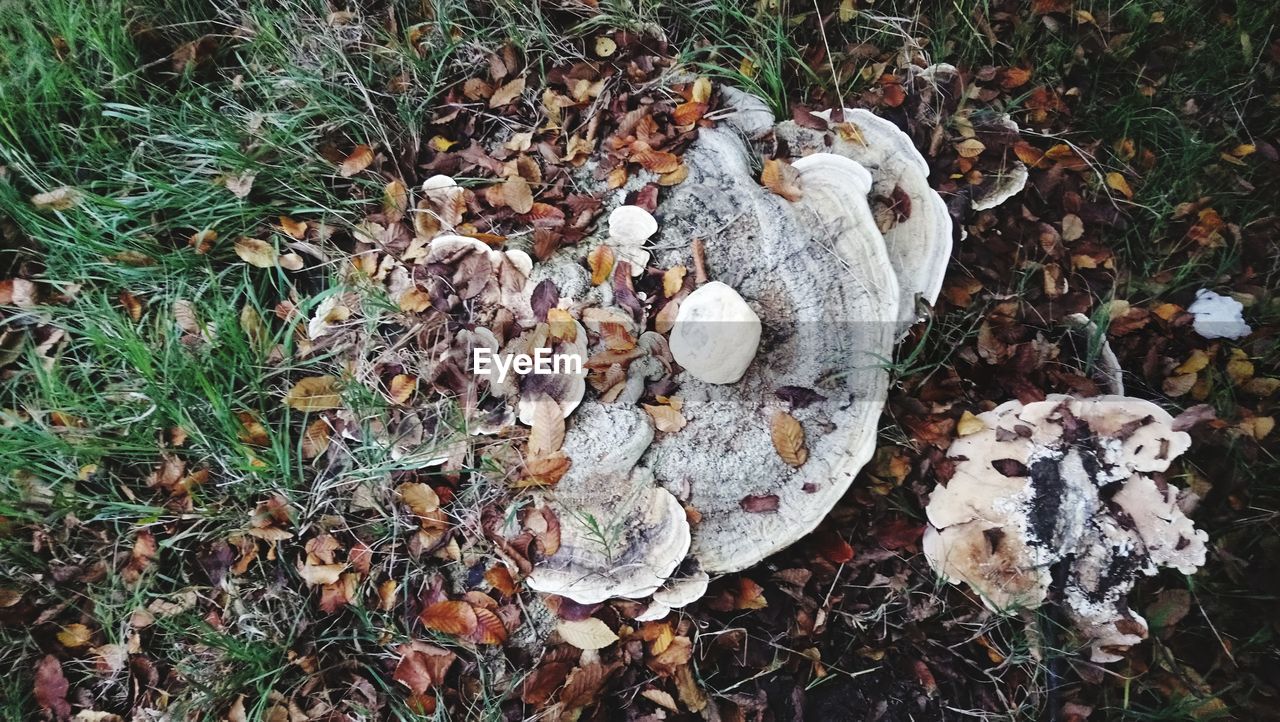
(776, 107), (953, 333)
(923, 394), (1208, 662)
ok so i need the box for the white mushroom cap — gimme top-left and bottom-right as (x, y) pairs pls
(606, 205), (657, 276)
(669, 281), (762, 385)
(526, 405), (690, 604)
(781, 108), (952, 334)
(608, 205), (658, 244)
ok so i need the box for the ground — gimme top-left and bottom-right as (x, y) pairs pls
(1, 0), (1278, 720)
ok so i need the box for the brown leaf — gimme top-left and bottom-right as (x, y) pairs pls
(770, 411), (808, 466)
(998, 67), (1032, 89)
(527, 395), (565, 458)
(31, 186), (81, 211)
(632, 147), (680, 173)
(489, 77), (526, 108)
(740, 494), (780, 513)
(517, 452), (571, 487)
(643, 403), (687, 433)
(189, 228), (217, 254)
(339, 144), (374, 177)
(34, 655), (71, 720)
(420, 600), (478, 637)
(118, 291), (143, 321)
(521, 661), (572, 706)
(393, 642), (457, 695)
(123, 530), (158, 583)
(398, 482), (441, 518)
(761, 159), (803, 201)
(502, 175), (534, 214)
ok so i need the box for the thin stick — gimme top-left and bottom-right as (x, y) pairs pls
(692, 238), (709, 285)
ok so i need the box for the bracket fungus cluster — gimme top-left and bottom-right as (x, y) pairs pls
(923, 395), (1208, 662)
(514, 87), (961, 610)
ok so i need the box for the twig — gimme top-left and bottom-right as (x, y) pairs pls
(692, 238), (709, 285)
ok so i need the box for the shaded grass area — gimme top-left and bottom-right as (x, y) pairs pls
(1, 0), (1277, 719)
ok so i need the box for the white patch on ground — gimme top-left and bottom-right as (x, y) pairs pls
(1188, 289), (1251, 340)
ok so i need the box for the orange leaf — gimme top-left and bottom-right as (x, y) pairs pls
(420, 600), (478, 637)
(472, 605), (508, 644)
(339, 144), (374, 177)
(588, 245), (615, 285)
(761, 159), (803, 201)
(389, 374), (417, 404)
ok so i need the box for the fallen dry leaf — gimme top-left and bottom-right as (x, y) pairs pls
(770, 411), (808, 466)
(557, 618), (619, 650)
(489, 77), (526, 108)
(234, 238), (277, 268)
(761, 158), (803, 201)
(282, 376), (342, 411)
(339, 144), (374, 177)
(503, 175), (534, 214)
(588, 245), (615, 285)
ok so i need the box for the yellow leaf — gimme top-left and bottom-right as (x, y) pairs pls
(339, 144), (374, 177)
(557, 618), (619, 650)
(278, 216), (308, 239)
(283, 376), (342, 411)
(389, 374), (417, 404)
(234, 238), (278, 268)
(771, 411), (808, 467)
(957, 411), (986, 437)
(594, 36), (617, 57)
(588, 245), (615, 285)
(429, 135), (456, 152)
(1105, 172), (1134, 199)
(1174, 349), (1211, 375)
(57, 623), (92, 648)
(1225, 349), (1254, 386)
(955, 138), (986, 158)
(547, 308), (577, 341)
(1238, 416), (1274, 441)
(662, 265), (687, 298)
(383, 179), (409, 222)
(691, 77), (712, 103)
